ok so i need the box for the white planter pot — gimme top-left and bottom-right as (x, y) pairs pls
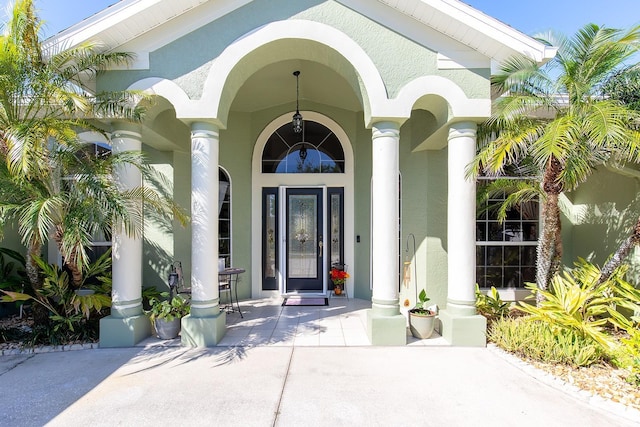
(409, 311), (436, 339)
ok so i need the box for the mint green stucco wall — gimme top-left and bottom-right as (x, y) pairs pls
(142, 146), (175, 292)
(97, 0), (489, 102)
(399, 111), (449, 310)
(220, 111), (253, 299)
(563, 167), (640, 284)
(353, 123), (372, 300)
(0, 224), (24, 254)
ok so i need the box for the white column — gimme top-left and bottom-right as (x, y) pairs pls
(111, 125), (143, 317)
(371, 121), (400, 312)
(447, 122), (477, 315)
(190, 122), (220, 317)
(366, 121), (405, 345)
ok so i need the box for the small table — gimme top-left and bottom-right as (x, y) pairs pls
(219, 267), (245, 318)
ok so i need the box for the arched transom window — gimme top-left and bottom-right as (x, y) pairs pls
(262, 120), (345, 173)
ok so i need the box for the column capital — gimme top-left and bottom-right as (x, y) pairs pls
(111, 121), (142, 136)
(110, 125), (142, 153)
(191, 121), (220, 139)
(448, 122), (477, 141)
(371, 121), (400, 141)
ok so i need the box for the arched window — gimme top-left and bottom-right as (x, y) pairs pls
(262, 120), (345, 173)
(219, 168), (231, 267)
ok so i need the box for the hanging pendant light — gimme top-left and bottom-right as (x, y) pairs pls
(292, 71), (303, 133)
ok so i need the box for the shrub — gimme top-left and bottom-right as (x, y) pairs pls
(1, 251), (112, 345)
(517, 259), (640, 351)
(489, 317), (604, 367)
(475, 284), (510, 324)
(620, 330), (640, 385)
(608, 312), (640, 385)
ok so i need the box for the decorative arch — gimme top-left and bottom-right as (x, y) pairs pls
(390, 75), (491, 123)
(127, 77), (196, 119)
(204, 20), (388, 126)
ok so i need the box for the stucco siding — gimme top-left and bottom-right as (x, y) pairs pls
(142, 146), (176, 291)
(399, 114), (448, 310)
(97, 0), (489, 104)
(563, 167), (640, 284)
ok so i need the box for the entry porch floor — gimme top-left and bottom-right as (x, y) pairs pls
(140, 297), (447, 347)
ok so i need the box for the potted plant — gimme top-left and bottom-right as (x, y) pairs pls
(408, 289), (436, 339)
(147, 293), (190, 339)
(330, 267), (349, 295)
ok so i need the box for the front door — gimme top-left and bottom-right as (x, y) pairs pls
(285, 188), (324, 293)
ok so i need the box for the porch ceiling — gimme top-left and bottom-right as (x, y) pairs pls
(231, 60), (362, 113)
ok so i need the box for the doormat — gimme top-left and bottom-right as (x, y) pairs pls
(282, 297), (329, 307)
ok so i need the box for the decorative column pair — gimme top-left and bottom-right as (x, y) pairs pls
(366, 121), (406, 345)
(101, 121), (226, 347)
(439, 122), (486, 346)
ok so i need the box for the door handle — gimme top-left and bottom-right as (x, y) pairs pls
(318, 236), (323, 257)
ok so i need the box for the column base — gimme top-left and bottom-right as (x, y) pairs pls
(181, 312), (226, 347)
(99, 314), (151, 348)
(366, 309), (407, 346)
(438, 309), (486, 347)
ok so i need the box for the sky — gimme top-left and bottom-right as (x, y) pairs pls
(0, 0), (638, 38)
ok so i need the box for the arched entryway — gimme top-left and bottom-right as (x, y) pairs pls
(251, 111), (354, 298)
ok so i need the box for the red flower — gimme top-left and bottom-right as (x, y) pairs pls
(330, 268), (350, 285)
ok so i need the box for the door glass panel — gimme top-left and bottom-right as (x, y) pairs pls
(265, 194), (277, 279)
(288, 194), (318, 278)
(330, 193), (341, 266)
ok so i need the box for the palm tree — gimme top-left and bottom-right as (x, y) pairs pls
(0, 142), (178, 288)
(0, 0), (183, 292)
(468, 24), (640, 302)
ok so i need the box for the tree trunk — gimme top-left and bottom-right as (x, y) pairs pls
(535, 157), (564, 306)
(24, 241), (42, 291)
(53, 227), (84, 288)
(535, 193), (562, 304)
(24, 241), (49, 326)
(599, 214), (640, 283)
(66, 256), (84, 289)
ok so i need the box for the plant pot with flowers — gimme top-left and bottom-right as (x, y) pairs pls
(408, 289), (436, 339)
(330, 267), (349, 296)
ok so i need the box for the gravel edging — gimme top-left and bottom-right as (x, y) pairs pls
(0, 342), (99, 356)
(487, 343), (640, 424)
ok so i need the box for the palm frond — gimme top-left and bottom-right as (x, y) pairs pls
(478, 178), (542, 222)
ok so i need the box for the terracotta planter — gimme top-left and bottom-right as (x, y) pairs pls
(334, 285), (342, 295)
(409, 310), (436, 339)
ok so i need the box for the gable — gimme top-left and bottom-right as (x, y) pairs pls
(48, 0), (554, 72)
(94, 1), (488, 101)
(48, 0), (554, 129)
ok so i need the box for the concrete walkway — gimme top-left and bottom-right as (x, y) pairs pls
(1, 298), (639, 426)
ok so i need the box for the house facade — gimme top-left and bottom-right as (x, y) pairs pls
(43, 0), (563, 347)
